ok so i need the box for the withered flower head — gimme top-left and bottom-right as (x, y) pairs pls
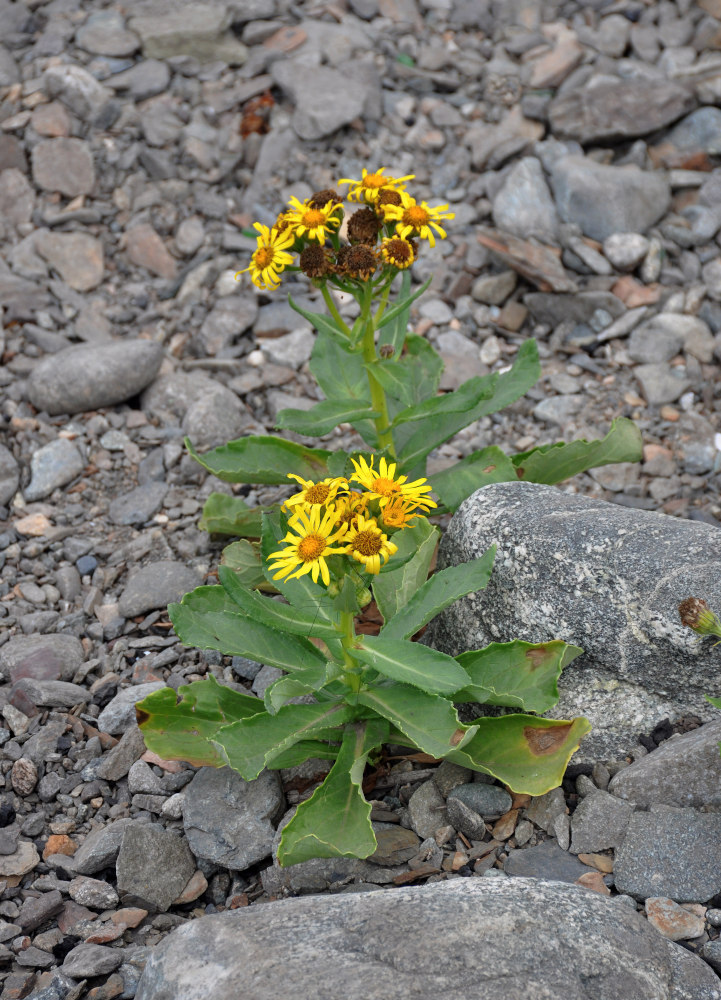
(380, 236), (415, 270)
(678, 597), (721, 640)
(342, 244), (377, 280)
(300, 243), (332, 279)
(377, 189), (402, 209)
(347, 207), (381, 245)
(308, 188), (343, 210)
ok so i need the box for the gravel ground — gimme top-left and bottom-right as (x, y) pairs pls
(2, 0), (721, 995)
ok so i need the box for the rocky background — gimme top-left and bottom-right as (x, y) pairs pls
(2, 0), (721, 996)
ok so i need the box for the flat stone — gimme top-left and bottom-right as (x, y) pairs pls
(0, 841), (39, 878)
(368, 825), (420, 866)
(182, 386), (252, 451)
(492, 157), (558, 241)
(97, 682), (166, 735)
(504, 839), (596, 883)
(407, 779), (447, 840)
(569, 789), (634, 854)
(62, 943), (123, 978)
(129, 5), (247, 64)
(116, 822), (196, 912)
(108, 482), (167, 526)
(603, 233), (650, 271)
(141, 370), (222, 420)
(645, 897), (706, 942)
(108, 59), (170, 101)
(628, 318), (685, 364)
(0, 168), (34, 228)
(271, 60), (379, 141)
(70, 819), (135, 875)
(134, 877), (694, 1000)
(43, 64), (113, 122)
(635, 363), (691, 405)
(426, 482), (721, 760)
(124, 224), (177, 279)
(525, 787), (567, 833)
(28, 339), (164, 416)
(446, 796), (486, 840)
(609, 720), (721, 809)
(118, 562), (202, 619)
(75, 10), (140, 56)
(24, 439), (84, 502)
(532, 394), (583, 425)
(0, 634), (83, 684)
(0, 443), (19, 506)
(94, 725), (148, 782)
(668, 108), (721, 155)
(614, 806), (721, 902)
(31, 102), (71, 138)
(0, 134), (27, 172)
(447, 783), (512, 820)
(31, 138), (95, 197)
(16, 890), (63, 932)
(36, 232), (104, 292)
(69, 876), (119, 910)
(183, 766), (283, 870)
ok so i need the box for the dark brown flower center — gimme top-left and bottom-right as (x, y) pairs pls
(308, 188), (342, 209)
(344, 244), (377, 279)
(352, 530), (383, 555)
(377, 189), (402, 207)
(347, 207), (381, 244)
(300, 244), (330, 278)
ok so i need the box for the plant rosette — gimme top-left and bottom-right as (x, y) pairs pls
(137, 456), (590, 867)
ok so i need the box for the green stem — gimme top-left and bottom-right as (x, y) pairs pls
(373, 281), (392, 327)
(339, 610), (361, 694)
(321, 283), (353, 339)
(361, 283), (395, 456)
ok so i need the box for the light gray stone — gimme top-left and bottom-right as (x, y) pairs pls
(118, 562), (202, 619)
(135, 877), (695, 1000)
(426, 482), (721, 760)
(0, 634), (83, 684)
(97, 682), (166, 735)
(447, 783), (512, 819)
(75, 10), (140, 56)
(69, 875), (119, 910)
(492, 157), (558, 241)
(504, 840), (595, 883)
(0, 444), (19, 506)
(668, 108), (721, 155)
(183, 766), (284, 871)
(43, 64), (113, 122)
(603, 233), (649, 271)
(666, 941), (721, 1000)
(62, 942), (123, 978)
(116, 822), (196, 912)
(24, 439), (84, 502)
(65, 819), (135, 875)
(12, 678), (87, 709)
(32, 138), (95, 198)
(92, 725), (148, 782)
(569, 789), (634, 854)
(271, 61), (379, 141)
(635, 363), (691, 405)
(407, 779), (447, 840)
(129, 5), (247, 63)
(446, 795), (486, 840)
(108, 482), (167, 526)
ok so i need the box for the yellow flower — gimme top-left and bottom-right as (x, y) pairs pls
(268, 506), (348, 587)
(338, 167), (415, 205)
(236, 222), (295, 291)
(379, 236), (415, 270)
(344, 514), (397, 574)
(285, 196), (343, 243)
(283, 474), (348, 512)
(350, 455), (437, 510)
(388, 193), (454, 247)
(331, 491), (368, 532)
(381, 497), (424, 530)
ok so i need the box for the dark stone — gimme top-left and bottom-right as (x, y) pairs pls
(503, 840), (596, 883)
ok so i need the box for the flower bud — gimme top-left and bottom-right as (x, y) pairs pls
(678, 597), (721, 640)
(355, 586), (372, 609)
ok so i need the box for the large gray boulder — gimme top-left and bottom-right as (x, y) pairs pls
(426, 482), (721, 760)
(134, 877), (719, 1000)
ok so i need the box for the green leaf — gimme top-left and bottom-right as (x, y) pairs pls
(397, 339), (540, 472)
(512, 417), (643, 484)
(218, 564), (340, 641)
(177, 585), (238, 614)
(198, 493), (276, 537)
(428, 447), (518, 512)
(308, 332), (377, 447)
(376, 276), (431, 330)
(266, 740), (340, 769)
(377, 270), (412, 357)
(373, 518), (438, 623)
(391, 374), (498, 429)
(380, 547), (496, 641)
(214, 701), (355, 780)
(447, 715), (591, 795)
(288, 293), (349, 344)
(277, 720), (389, 865)
(263, 662), (331, 713)
(355, 636), (470, 695)
(368, 334), (443, 409)
(707, 695), (721, 709)
(358, 683), (477, 760)
(168, 602), (329, 674)
(260, 512), (338, 626)
(454, 640), (583, 714)
(221, 540), (270, 592)
(135, 676), (262, 767)
(185, 434), (331, 485)
(277, 399), (380, 437)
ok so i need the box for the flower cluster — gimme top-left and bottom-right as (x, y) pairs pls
(268, 456), (436, 586)
(237, 168), (454, 292)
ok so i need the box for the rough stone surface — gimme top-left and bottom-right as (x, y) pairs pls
(271, 61), (378, 141)
(32, 138), (95, 197)
(36, 231), (104, 292)
(569, 789), (635, 854)
(116, 822), (196, 912)
(97, 682), (166, 735)
(117, 561), (202, 618)
(427, 482), (721, 759)
(24, 438), (85, 501)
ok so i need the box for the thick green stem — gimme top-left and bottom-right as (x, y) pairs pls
(321, 283), (353, 339)
(339, 610), (361, 694)
(361, 284), (395, 456)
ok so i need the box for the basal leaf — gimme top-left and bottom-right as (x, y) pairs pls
(177, 585), (238, 615)
(185, 434), (331, 485)
(354, 636), (470, 695)
(707, 695), (721, 709)
(277, 399), (380, 437)
(428, 447), (518, 512)
(135, 676), (262, 767)
(221, 540), (271, 592)
(358, 683), (477, 760)
(454, 639), (583, 714)
(391, 374), (498, 429)
(380, 547), (496, 641)
(263, 662), (330, 713)
(265, 739), (340, 769)
(372, 518), (438, 623)
(199, 493), (276, 537)
(512, 417), (643, 484)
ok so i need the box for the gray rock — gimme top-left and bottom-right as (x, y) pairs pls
(549, 78), (695, 144)
(62, 942), (123, 978)
(37, 231), (104, 292)
(69, 819), (134, 874)
(116, 822), (196, 912)
(13, 678), (87, 708)
(504, 840), (596, 883)
(135, 877), (691, 1000)
(524, 290), (625, 327)
(615, 806), (721, 902)
(17, 890), (63, 932)
(118, 562), (202, 619)
(182, 387), (252, 451)
(550, 156), (670, 242)
(43, 64), (113, 123)
(271, 61), (379, 141)
(141, 370), (224, 420)
(525, 787), (567, 834)
(31, 138), (95, 198)
(0, 45), (19, 86)
(69, 875), (119, 910)
(609, 721), (721, 809)
(128, 760), (164, 795)
(603, 233), (650, 271)
(635, 363), (691, 406)
(0, 168), (35, 231)
(28, 340), (163, 416)
(628, 315), (707, 364)
(198, 298), (257, 355)
(532, 394), (583, 426)
(261, 328), (314, 369)
(0, 824), (20, 855)
(129, 5), (247, 64)
(491, 157), (558, 241)
(97, 682), (166, 735)
(667, 941), (721, 1000)
(0, 444), (19, 506)
(407, 779), (447, 840)
(569, 789), (634, 854)
(108, 482), (167, 526)
(93, 725), (147, 782)
(0, 634), (83, 684)
(107, 59), (170, 101)
(183, 766), (283, 870)
(668, 108), (721, 155)
(75, 10), (139, 56)
(426, 482), (721, 760)
(446, 795), (486, 840)
(447, 783), (512, 820)
(701, 941), (721, 975)
(369, 825), (420, 866)
(24, 439), (84, 502)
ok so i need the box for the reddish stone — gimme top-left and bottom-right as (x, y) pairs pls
(43, 835), (77, 860)
(10, 649), (63, 684)
(57, 900), (95, 934)
(110, 907), (147, 928)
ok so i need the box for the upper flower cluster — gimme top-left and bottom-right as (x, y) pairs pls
(267, 455), (436, 586)
(237, 168), (454, 292)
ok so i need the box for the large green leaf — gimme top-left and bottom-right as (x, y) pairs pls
(198, 493), (276, 537)
(512, 417), (643, 484)
(214, 700), (355, 780)
(380, 547), (496, 641)
(358, 683), (477, 760)
(277, 720), (388, 866)
(454, 640), (583, 714)
(372, 518), (438, 623)
(368, 335), (443, 408)
(277, 399), (380, 437)
(185, 435), (331, 485)
(260, 512), (338, 626)
(428, 447), (518, 512)
(390, 374), (498, 429)
(266, 739), (340, 769)
(707, 695), (721, 709)
(136, 676), (262, 767)
(169, 602), (329, 674)
(397, 339), (540, 473)
(447, 715), (591, 795)
(288, 293), (350, 344)
(221, 540), (270, 592)
(376, 271), (412, 356)
(218, 564), (340, 641)
(354, 636), (470, 695)
(263, 662), (332, 713)
(174, 585), (236, 615)
(309, 332), (377, 446)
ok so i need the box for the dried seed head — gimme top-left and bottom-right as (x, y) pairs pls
(343, 243), (377, 280)
(300, 243), (332, 279)
(377, 189), (402, 208)
(379, 344), (395, 359)
(347, 207), (381, 244)
(308, 188), (342, 209)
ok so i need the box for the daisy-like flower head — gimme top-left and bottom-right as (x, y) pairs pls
(344, 514), (398, 575)
(350, 455), (437, 510)
(268, 506), (348, 587)
(375, 188), (404, 222)
(379, 236), (415, 270)
(284, 474), (348, 512)
(678, 597), (721, 641)
(338, 167), (415, 205)
(381, 497), (424, 531)
(331, 490), (368, 533)
(285, 195), (343, 243)
(236, 222), (296, 291)
(393, 195), (454, 248)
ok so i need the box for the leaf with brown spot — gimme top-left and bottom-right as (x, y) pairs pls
(524, 722), (573, 755)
